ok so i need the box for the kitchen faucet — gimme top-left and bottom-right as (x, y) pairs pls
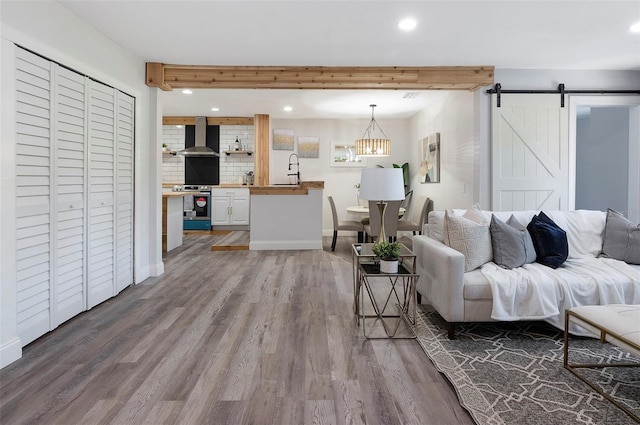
(287, 153), (300, 185)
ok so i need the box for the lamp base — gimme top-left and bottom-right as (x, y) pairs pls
(376, 201), (387, 245)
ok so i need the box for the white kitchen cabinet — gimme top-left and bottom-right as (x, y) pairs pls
(13, 46), (134, 346)
(211, 188), (250, 226)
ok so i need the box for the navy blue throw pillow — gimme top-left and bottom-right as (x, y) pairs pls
(526, 212), (568, 269)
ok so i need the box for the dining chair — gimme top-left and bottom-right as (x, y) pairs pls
(363, 200), (402, 243)
(328, 196), (365, 251)
(397, 196), (433, 235)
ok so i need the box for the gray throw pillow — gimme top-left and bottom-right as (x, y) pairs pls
(507, 215), (537, 264)
(602, 209), (640, 265)
(490, 215), (527, 269)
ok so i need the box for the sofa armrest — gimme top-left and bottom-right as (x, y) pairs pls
(412, 235), (466, 323)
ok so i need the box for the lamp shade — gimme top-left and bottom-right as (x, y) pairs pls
(358, 168), (405, 201)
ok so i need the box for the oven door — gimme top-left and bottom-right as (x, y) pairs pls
(184, 192), (211, 230)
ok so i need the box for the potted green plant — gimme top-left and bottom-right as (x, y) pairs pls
(162, 143), (168, 152)
(372, 241), (401, 273)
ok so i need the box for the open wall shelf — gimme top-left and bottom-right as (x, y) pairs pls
(224, 150), (253, 156)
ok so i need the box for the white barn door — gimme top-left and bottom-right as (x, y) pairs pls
(491, 94), (569, 211)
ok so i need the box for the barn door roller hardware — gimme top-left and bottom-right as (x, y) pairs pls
(487, 83), (640, 107)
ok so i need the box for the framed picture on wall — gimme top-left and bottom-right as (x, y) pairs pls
(419, 133), (440, 183)
(273, 128), (295, 151)
(297, 136), (319, 158)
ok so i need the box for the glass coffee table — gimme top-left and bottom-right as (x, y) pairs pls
(352, 243), (418, 339)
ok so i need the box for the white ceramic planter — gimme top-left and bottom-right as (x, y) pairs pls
(379, 259), (398, 273)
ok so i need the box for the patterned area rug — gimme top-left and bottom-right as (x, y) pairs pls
(413, 305), (640, 425)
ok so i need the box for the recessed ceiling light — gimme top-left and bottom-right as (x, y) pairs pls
(211, 107), (220, 112)
(283, 106), (293, 112)
(181, 89), (193, 95)
(631, 21), (640, 33)
(398, 18), (417, 31)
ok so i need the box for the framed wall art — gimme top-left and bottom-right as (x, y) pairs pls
(297, 136), (319, 158)
(420, 132), (440, 183)
(273, 128), (295, 151)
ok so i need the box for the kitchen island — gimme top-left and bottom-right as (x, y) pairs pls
(161, 181), (324, 251)
(248, 181), (324, 250)
(162, 191), (189, 252)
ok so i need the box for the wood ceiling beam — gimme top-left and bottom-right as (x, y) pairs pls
(146, 63), (494, 91)
(162, 117), (254, 126)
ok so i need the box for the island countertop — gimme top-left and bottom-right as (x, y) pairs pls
(162, 181), (324, 195)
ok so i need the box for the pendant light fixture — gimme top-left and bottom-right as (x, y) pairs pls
(355, 104), (391, 157)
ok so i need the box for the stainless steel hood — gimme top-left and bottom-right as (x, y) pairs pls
(177, 116), (220, 157)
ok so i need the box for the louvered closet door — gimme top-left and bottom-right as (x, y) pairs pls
(115, 92), (134, 292)
(87, 80), (116, 309)
(14, 48), (53, 345)
(52, 66), (87, 325)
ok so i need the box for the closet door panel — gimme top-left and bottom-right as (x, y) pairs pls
(53, 65), (86, 325)
(14, 48), (52, 345)
(116, 92), (134, 292)
(87, 80), (116, 309)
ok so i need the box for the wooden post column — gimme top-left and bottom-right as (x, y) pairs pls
(254, 114), (270, 186)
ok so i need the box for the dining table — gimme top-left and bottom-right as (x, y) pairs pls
(346, 205), (406, 217)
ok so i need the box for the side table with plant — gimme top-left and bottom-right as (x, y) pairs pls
(372, 241), (401, 273)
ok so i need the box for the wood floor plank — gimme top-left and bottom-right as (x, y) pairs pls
(305, 399), (338, 425)
(0, 234), (473, 425)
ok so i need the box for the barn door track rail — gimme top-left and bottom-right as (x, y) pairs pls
(487, 83), (640, 107)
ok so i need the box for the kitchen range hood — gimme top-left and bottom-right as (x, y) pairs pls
(177, 116), (220, 157)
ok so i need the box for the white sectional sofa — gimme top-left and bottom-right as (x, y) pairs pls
(413, 209), (640, 338)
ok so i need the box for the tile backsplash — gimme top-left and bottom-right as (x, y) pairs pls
(220, 125), (255, 184)
(162, 125), (185, 184)
(162, 124), (255, 185)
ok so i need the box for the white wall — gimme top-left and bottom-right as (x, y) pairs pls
(270, 118), (412, 234)
(0, 1), (159, 367)
(408, 91), (477, 212)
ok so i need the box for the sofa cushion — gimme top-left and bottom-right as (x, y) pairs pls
(444, 209), (493, 272)
(463, 269), (492, 300)
(428, 209), (466, 242)
(602, 209), (640, 265)
(507, 215), (537, 264)
(546, 210), (606, 259)
(527, 212), (568, 269)
(490, 215), (536, 269)
(490, 215), (526, 269)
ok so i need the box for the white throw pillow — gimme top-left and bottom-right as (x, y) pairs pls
(444, 209), (493, 272)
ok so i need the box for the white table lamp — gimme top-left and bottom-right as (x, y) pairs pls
(358, 168), (405, 244)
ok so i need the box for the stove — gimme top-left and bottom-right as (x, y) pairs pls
(181, 185), (212, 230)
(182, 185), (211, 192)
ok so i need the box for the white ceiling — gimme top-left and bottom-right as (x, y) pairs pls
(57, 0), (640, 119)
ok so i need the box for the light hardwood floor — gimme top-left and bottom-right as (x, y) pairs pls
(0, 234), (473, 425)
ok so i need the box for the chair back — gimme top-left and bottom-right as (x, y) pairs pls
(327, 196), (339, 230)
(368, 200), (401, 238)
(420, 197), (434, 225)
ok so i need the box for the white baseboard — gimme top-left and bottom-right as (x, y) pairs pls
(249, 240), (322, 250)
(1, 337), (22, 369)
(147, 261), (165, 278)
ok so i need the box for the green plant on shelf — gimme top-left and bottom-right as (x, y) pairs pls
(372, 241), (400, 261)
